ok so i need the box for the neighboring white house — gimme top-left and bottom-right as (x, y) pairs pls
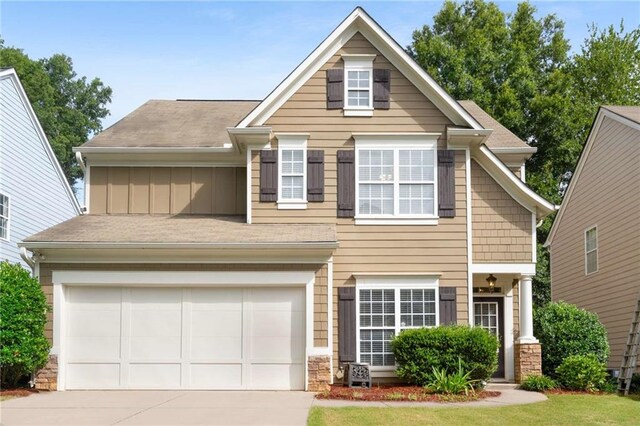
(0, 68), (81, 269)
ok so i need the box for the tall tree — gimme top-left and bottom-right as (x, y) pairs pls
(0, 47), (112, 186)
(408, 0), (640, 306)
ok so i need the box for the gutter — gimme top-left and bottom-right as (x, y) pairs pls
(20, 247), (35, 270)
(72, 146), (236, 154)
(75, 152), (86, 173)
(18, 241), (340, 250)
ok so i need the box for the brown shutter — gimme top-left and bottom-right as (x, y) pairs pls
(439, 287), (457, 325)
(259, 150), (278, 202)
(307, 150), (324, 202)
(327, 68), (344, 109)
(373, 69), (391, 109)
(438, 150), (456, 217)
(337, 150), (355, 218)
(338, 287), (357, 363)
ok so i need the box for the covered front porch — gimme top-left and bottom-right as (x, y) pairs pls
(471, 264), (540, 383)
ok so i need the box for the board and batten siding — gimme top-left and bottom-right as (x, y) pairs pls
(471, 160), (532, 263)
(38, 262), (328, 348)
(551, 116), (640, 369)
(89, 166), (246, 215)
(250, 33), (469, 362)
(0, 75), (78, 267)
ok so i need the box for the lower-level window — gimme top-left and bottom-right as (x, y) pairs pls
(357, 282), (438, 367)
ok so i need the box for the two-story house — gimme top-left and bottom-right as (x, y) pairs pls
(0, 68), (81, 269)
(20, 8), (556, 392)
(546, 106), (640, 372)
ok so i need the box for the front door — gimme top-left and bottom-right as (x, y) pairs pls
(473, 298), (504, 378)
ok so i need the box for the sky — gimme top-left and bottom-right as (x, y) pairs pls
(2, 0), (639, 130)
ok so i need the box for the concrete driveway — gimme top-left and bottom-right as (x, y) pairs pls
(0, 391), (315, 426)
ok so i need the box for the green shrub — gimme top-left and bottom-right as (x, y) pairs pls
(533, 302), (609, 376)
(0, 261), (51, 387)
(520, 375), (557, 392)
(427, 358), (478, 395)
(391, 325), (498, 385)
(555, 354), (608, 391)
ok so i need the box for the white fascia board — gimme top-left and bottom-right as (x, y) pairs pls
(235, 7), (481, 129)
(2, 69), (82, 215)
(475, 146), (557, 218)
(546, 108), (640, 247)
(471, 263), (536, 275)
(74, 146), (235, 154)
(489, 146), (538, 155)
(19, 241), (339, 250)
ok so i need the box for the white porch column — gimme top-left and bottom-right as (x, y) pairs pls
(517, 274), (538, 343)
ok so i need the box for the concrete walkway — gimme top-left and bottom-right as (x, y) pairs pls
(312, 384), (548, 408)
(0, 391), (315, 426)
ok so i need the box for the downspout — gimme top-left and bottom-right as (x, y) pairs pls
(20, 247), (35, 273)
(75, 152), (86, 173)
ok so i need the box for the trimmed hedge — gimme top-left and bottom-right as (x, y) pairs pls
(0, 261), (51, 387)
(556, 354), (608, 391)
(533, 302), (609, 376)
(391, 325), (498, 386)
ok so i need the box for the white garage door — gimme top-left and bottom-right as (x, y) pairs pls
(64, 287), (305, 390)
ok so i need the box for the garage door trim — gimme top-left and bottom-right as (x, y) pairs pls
(52, 270), (316, 391)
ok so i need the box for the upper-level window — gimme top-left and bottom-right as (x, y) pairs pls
(354, 136), (438, 224)
(343, 54), (375, 116)
(0, 193), (9, 241)
(277, 135), (308, 209)
(585, 226), (598, 275)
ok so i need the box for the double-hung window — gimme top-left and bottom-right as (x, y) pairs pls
(585, 226), (598, 275)
(357, 277), (439, 369)
(355, 136), (438, 224)
(342, 54), (375, 116)
(277, 135), (307, 209)
(0, 193), (9, 241)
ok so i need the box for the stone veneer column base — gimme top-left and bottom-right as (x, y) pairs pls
(307, 355), (331, 392)
(34, 355), (58, 391)
(514, 342), (542, 383)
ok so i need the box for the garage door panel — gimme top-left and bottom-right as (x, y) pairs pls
(66, 363), (120, 389)
(68, 287), (122, 306)
(249, 363), (304, 390)
(128, 363), (181, 389)
(250, 288), (305, 311)
(129, 290), (182, 359)
(190, 364), (242, 389)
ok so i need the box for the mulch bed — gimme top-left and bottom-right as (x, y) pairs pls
(0, 388), (39, 398)
(316, 385), (500, 402)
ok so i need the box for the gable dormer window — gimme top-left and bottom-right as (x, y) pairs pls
(342, 54), (375, 116)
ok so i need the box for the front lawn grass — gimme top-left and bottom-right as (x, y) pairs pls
(308, 394), (640, 426)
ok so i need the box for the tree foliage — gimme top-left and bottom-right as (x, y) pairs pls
(0, 262), (51, 387)
(0, 46), (112, 186)
(409, 0), (640, 306)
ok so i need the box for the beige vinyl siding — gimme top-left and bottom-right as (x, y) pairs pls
(254, 33), (470, 364)
(471, 160), (533, 263)
(39, 262), (327, 348)
(89, 166), (246, 215)
(551, 116), (640, 368)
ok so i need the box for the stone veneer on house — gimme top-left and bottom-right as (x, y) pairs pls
(34, 355), (58, 391)
(307, 355), (331, 392)
(514, 343), (542, 383)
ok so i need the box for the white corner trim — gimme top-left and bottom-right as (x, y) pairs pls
(531, 213), (537, 263)
(504, 287), (515, 382)
(235, 8), (481, 129)
(246, 148), (252, 224)
(466, 148), (474, 325)
(546, 107), (639, 247)
(327, 257), (334, 384)
(0, 70), (82, 215)
(471, 263), (536, 275)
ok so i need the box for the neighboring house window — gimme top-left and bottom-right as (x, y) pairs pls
(277, 135), (307, 209)
(355, 136), (438, 223)
(357, 277), (439, 368)
(0, 193), (9, 241)
(343, 54), (375, 116)
(585, 226), (598, 275)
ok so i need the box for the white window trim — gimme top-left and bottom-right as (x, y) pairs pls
(0, 192), (10, 242)
(355, 275), (440, 374)
(277, 135), (308, 210)
(584, 225), (599, 276)
(343, 54), (375, 116)
(354, 137), (439, 225)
